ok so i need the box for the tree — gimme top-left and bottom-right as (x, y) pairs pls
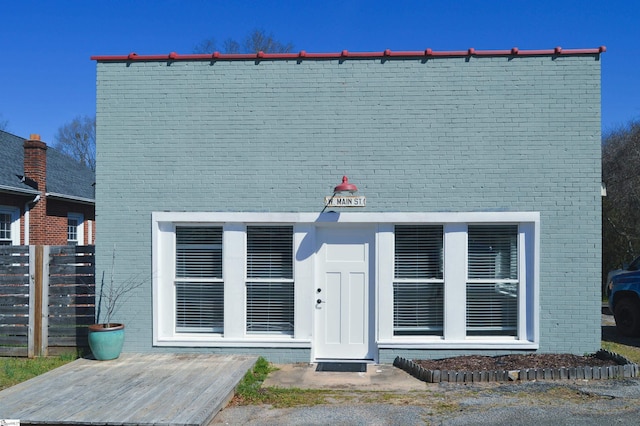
(0, 113), (7, 131)
(193, 28), (293, 54)
(602, 120), (640, 279)
(54, 115), (96, 171)
(240, 28), (294, 53)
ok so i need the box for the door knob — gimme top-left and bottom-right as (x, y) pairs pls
(317, 299), (324, 304)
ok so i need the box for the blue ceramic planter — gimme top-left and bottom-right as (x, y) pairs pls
(88, 323), (125, 361)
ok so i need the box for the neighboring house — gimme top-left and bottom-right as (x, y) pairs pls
(0, 130), (95, 246)
(93, 46), (604, 363)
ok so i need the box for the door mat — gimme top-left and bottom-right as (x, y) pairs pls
(316, 362), (367, 372)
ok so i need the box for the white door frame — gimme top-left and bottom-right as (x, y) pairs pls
(313, 225), (376, 361)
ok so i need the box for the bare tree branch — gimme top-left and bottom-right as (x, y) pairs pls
(242, 28), (294, 53)
(96, 246), (148, 326)
(193, 38), (217, 54)
(603, 120), (640, 273)
(54, 115), (96, 171)
(193, 29), (293, 54)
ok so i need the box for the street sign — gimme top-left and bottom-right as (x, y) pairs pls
(323, 195), (366, 207)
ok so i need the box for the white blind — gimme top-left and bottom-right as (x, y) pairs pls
(393, 282), (444, 335)
(175, 227), (223, 333)
(176, 227), (222, 278)
(246, 282), (294, 334)
(468, 225), (517, 280)
(393, 225), (444, 336)
(176, 281), (224, 332)
(467, 225), (518, 336)
(247, 226), (293, 279)
(246, 226), (294, 335)
(395, 226), (443, 279)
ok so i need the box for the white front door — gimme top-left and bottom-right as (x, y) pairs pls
(314, 226), (375, 360)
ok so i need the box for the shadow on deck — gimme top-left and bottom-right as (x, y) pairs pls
(0, 353), (257, 426)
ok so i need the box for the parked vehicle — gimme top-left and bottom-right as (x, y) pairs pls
(608, 270), (640, 336)
(606, 255), (640, 286)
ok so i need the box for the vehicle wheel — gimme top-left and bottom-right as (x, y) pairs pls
(614, 298), (640, 337)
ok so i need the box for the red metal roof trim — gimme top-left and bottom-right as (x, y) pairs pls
(91, 46), (606, 62)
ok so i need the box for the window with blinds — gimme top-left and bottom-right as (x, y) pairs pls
(175, 227), (223, 333)
(246, 226), (294, 335)
(393, 225), (444, 336)
(466, 225), (518, 336)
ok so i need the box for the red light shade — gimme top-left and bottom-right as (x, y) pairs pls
(334, 176), (358, 193)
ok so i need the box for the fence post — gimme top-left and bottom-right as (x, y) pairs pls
(34, 245), (44, 357)
(41, 246), (50, 356)
(28, 245), (36, 358)
(28, 245), (50, 357)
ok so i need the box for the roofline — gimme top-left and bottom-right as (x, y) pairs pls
(0, 184), (40, 197)
(91, 46), (606, 62)
(45, 192), (95, 205)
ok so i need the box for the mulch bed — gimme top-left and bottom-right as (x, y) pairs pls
(412, 353), (618, 371)
(394, 350), (639, 383)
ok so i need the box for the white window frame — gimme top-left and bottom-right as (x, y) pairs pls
(67, 213), (84, 245)
(393, 225), (445, 337)
(152, 212), (539, 350)
(174, 226), (224, 334)
(0, 206), (21, 246)
(378, 218), (538, 350)
(466, 225), (519, 337)
(245, 226), (295, 336)
(153, 215), (313, 348)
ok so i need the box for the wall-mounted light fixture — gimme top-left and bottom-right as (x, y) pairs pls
(322, 176), (365, 212)
(333, 176), (358, 194)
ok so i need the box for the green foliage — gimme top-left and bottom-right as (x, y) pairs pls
(234, 357), (328, 407)
(602, 341), (640, 364)
(236, 356), (272, 396)
(0, 353), (77, 391)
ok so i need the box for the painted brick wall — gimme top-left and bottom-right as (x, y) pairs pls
(95, 55), (602, 358)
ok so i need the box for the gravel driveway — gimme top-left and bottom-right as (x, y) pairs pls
(211, 379), (640, 425)
(211, 308), (640, 425)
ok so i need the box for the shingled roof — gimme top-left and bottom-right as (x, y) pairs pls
(0, 130), (95, 203)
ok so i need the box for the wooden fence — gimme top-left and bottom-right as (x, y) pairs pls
(0, 245), (95, 357)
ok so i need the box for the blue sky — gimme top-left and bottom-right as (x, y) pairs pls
(1, 0), (637, 145)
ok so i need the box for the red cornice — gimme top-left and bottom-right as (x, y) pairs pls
(91, 46), (606, 62)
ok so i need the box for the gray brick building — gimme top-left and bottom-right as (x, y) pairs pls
(93, 47), (604, 363)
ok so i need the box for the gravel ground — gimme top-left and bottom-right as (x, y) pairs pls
(211, 379), (640, 425)
(212, 309), (640, 425)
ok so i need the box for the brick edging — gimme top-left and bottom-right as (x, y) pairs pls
(393, 350), (639, 383)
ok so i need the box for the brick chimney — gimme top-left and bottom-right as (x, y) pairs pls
(24, 134), (47, 245)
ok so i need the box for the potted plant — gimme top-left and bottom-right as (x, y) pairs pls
(88, 249), (146, 360)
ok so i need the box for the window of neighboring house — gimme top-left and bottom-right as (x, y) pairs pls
(175, 226), (223, 333)
(0, 207), (20, 246)
(0, 213), (12, 246)
(67, 213), (84, 246)
(246, 226), (294, 335)
(466, 225), (519, 336)
(393, 226), (444, 336)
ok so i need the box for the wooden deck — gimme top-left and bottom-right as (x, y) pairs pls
(0, 353), (257, 425)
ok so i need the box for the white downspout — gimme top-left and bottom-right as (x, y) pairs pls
(23, 194), (41, 245)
